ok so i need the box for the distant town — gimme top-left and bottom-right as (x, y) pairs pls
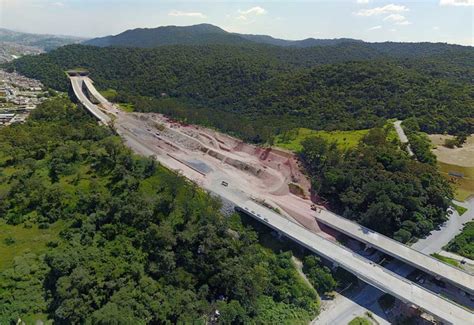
(0, 42), (43, 64)
(0, 70), (46, 126)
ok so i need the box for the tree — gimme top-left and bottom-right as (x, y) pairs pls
(300, 129), (452, 238)
(217, 300), (248, 324)
(303, 256), (337, 294)
(393, 229), (412, 243)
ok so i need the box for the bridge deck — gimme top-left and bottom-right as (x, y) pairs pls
(315, 211), (474, 294)
(83, 79), (111, 105)
(70, 76), (111, 125)
(238, 199), (472, 325)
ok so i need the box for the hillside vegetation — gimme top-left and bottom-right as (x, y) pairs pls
(0, 97), (326, 323)
(445, 221), (474, 260)
(84, 24), (251, 47)
(84, 23), (469, 56)
(274, 128), (370, 151)
(6, 43), (473, 142)
(299, 129), (453, 241)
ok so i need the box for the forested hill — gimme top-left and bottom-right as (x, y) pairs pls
(300, 129), (453, 241)
(235, 33), (363, 48)
(84, 24), (469, 59)
(85, 24), (251, 47)
(6, 43), (474, 141)
(84, 23), (365, 48)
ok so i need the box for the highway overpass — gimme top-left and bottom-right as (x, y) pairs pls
(234, 198), (473, 325)
(315, 210), (474, 295)
(69, 76), (473, 324)
(83, 78), (113, 107)
(69, 76), (111, 125)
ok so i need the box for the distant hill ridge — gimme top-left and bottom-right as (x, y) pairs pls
(0, 28), (84, 51)
(237, 33), (364, 48)
(84, 23), (364, 48)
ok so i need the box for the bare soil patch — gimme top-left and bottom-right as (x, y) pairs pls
(428, 134), (474, 167)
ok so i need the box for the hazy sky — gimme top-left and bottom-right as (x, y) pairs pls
(0, 0), (472, 45)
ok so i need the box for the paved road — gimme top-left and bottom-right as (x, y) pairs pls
(236, 198), (472, 325)
(70, 76), (111, 124)
(83, 78), (113, 106)
(394, 120), (414, 156)
(71, 77), (474, 325)
(315, 210), (474, 295)
(315, 250), (424, 324)
(313, 284), (390, 325)
(317, 200), (474, 324)
(413, 199), (474, 255)
(440, 250), (474, 265)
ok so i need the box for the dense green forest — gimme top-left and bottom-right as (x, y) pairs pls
(84, 24), (253, 48)
(83, 23), (472, 54)
(299, 128), (453, 241)
(6, 43), (473, 142)
(399, 118), (439, 165)
(0, 97), (338, 323)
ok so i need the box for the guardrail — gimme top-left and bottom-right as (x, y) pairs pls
(235, 203), (473, 324)
(315, 210), (474, 295)
(69, 77), (111, 125)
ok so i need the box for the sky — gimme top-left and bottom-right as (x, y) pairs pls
(0, 0), (472, 45)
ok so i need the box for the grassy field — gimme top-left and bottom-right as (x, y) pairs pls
(452, 203), (467, 216)
(274, 120), (398, 152)
(0, 220), (66, 272)
(431, 253), (461, 268)
(99, 88), (118, 100)
(437, 162), (474, 201)
(428, 134), (474, 201)
(348, 316), (372, 325)
(118, 102), (135, 112)
(99, 89), (135, 112)
(274, 128), (370, 152)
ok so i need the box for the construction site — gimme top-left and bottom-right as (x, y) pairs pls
(69, 73), (325, 233)
(117, 111), (328, 233)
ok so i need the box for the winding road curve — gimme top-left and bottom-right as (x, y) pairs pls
(394, 120), (414, 156)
